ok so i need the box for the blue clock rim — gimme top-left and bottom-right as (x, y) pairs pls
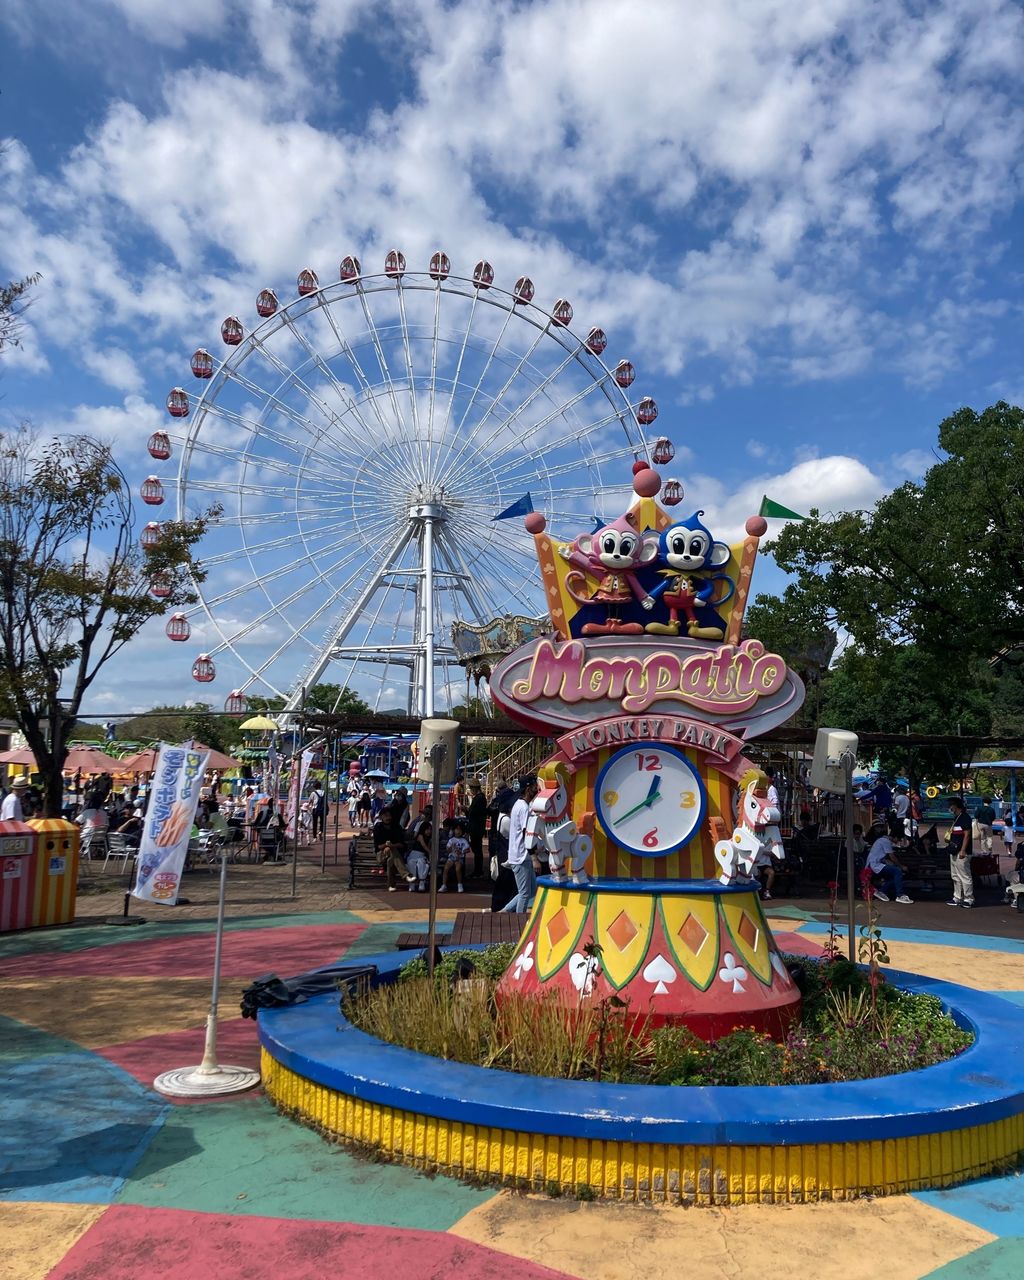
(593, 743), (708, 859)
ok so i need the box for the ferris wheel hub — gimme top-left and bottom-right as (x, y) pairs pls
(408, 501), (447, 521)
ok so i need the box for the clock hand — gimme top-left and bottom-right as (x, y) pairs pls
(612, 787), (663, 825)
(646, 775), (661, 800)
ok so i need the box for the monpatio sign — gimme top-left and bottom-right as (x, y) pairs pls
(491, 636), (804, 740)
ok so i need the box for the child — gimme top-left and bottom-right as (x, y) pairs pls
(405, 813), (432, 892)
(440, 818), (470, 893)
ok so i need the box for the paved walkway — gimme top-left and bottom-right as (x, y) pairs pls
(2, 857), (1023, 1280)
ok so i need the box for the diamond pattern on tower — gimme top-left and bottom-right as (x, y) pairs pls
(738, 912), (759, 950)
(678, 911), (709, 955)
(545, 908), (570, 948)
(607, 909), (639, 952)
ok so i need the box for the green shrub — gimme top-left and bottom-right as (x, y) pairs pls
(342, 944), (973, 1087)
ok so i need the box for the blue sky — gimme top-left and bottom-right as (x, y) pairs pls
(1, 0), (1022, 715)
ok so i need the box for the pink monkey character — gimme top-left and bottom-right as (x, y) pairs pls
(559, 511), (659, 636)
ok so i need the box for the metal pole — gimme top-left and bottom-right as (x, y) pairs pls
(199, 842), (230, 1071)
(426, 741), (445, 976)
(291, 686), (305, 900)
(321, 731), (332, 875)
(332, 733), (341, 866)
(423, 516), (436, 718)
(844, 752), (856, 963)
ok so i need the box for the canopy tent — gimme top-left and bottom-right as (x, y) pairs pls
(963, 760), (1024, 826)
(0, 747), (35, 766)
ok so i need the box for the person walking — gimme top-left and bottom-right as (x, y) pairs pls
(975, 795), (996, 855)
(308, 782), (327, 840)
(946, 796), (974, 908)
(500, 775), (539, 914)
(488, 777), (518, 911)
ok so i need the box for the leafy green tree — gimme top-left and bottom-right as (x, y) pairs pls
(768, 402), (1024, 662)
(743, 586), (836, 725)
(247, 682), (370, 718)
(0, 428), (214, 815)
(820, 645), (992, 783)
(0, 273), (40, 354)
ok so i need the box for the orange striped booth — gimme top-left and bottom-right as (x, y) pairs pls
(27, 818), (80, 927)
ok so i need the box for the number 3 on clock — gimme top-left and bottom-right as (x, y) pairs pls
(679, 790), (696, 809)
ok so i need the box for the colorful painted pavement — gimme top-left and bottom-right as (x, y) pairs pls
(2, 903), (1023, 1280)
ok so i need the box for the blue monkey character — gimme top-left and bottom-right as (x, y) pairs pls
(646, 511), (735, 639)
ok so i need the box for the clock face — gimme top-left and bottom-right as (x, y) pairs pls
(594, 744), (707, 858)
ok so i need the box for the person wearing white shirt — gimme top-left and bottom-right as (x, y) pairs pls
(764, 767), (780, 810)
(1, 777), (28, 821)
(500, 775), (539, 913)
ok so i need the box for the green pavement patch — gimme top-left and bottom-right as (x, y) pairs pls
(0, 1013), (92, 1063)
(117, 1096), (493, 1229)
(922, 1238), (1024, 1278)
(342, 921), (451, 959)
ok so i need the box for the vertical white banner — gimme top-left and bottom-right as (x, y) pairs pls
(285, 749), (315, 839)
(131, 743), (211, 905)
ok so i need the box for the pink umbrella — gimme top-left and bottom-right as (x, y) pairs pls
(0, 747), (36, 766)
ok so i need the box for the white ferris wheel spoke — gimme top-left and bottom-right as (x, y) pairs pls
(353, 283), (425, 488)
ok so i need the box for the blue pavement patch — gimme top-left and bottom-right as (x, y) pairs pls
(799, 921), (1024, 954)
(0, 1050), (168, 1203)
(916, 1168), (1024, 1237)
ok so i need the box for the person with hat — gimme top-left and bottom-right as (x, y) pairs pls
(1, 776), (28, 821)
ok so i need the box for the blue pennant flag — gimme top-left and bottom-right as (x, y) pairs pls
(493, 492), (534, 521)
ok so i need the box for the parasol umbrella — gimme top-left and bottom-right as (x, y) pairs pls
(115, 747), (159, 773)
(0, 746), (36, 766)
(62, 745), (124, 773)
(239, 715), (279, 733)
(188, 742), (243, 771)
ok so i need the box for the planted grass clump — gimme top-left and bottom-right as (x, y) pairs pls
(342, 946), (973, 1086)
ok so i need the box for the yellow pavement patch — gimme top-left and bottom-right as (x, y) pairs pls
(0, 976), (233, 1049)
(449, 1190), (995, 1280)
(0, 1201), (105, 1280)
(882, 939), (1024, 990)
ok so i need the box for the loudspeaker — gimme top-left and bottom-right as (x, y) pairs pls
(809, 728), (858, 794)
(417, 718), (460, 784)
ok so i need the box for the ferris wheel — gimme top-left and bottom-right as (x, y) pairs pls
(141, 249), (677, 718)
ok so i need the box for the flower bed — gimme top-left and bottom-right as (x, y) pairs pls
(343, 945), (972, 1087)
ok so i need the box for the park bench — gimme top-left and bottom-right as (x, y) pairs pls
(395, 910), (529, 951)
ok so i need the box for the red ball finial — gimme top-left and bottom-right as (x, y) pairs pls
(631, 459), (649, 475)
(745, 515), (769, 537)
(633, 467), (661, 498)
(524, 512), (546, 534)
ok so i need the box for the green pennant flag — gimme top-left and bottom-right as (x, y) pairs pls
(759, 495), (807, 520)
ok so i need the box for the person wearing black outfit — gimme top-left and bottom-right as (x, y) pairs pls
(466, 780), (488, 879)
(373, 807), (410, 891)
(947, 797), (974, 908)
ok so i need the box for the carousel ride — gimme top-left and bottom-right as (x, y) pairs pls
(144, 251), (677, 721)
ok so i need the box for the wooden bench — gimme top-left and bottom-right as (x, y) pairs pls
(394, 911), (530, 952)
(348, 834), (384, 888)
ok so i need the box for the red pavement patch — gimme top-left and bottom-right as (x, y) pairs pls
(96, 1017), (263, 1101)
(0, 923), (364, 980)
(47, 1204), (582, 1280)
(774, 929), (826, 957)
